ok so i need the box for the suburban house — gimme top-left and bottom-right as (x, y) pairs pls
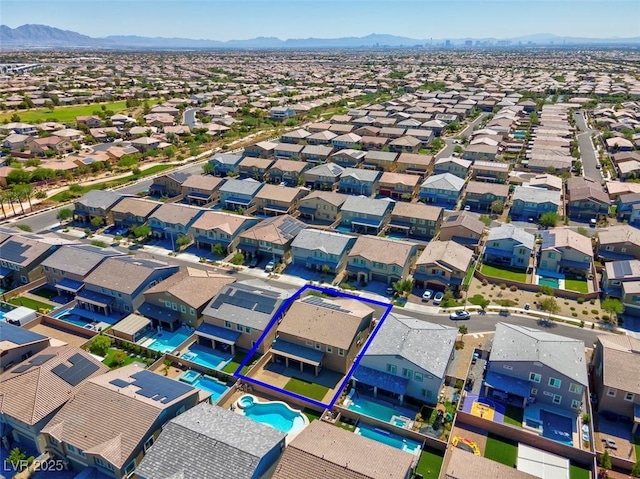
(444, 447), (540, 479)
(340, 196), (394, 235)
(280, 129), (311, 144)
(139, 267), (235, 330)
(0, 345), (108, 452)
(378, 172), (420, 201)
(389, 135), (422, 154)
(331, 133), (362, 149)
(180, 175), (225, 206)
(218, 178), (264, 211)
(387, 202), (443, 241)
(615, 193), (640, 225)
(78, 256), (179, 315)
(566, 177), (610, 220)
(329, 148), (366, 168)
(291, 229), (356, 273)
(529, 174), (563, 192)
(148, 203), (203, 244)
(420, 173), (465, 208)
(346, 236), (418, 285)
(596, 225), (640, 262)
(300, 144), (334, 164)
(462, 143), (499, 161)
(265, 159), (309, 185)
(302, 163), (344, 190)
(510, 186), (562, 220)
(111, 197), (160, 230)
(207, 152), (243, 177)
(413, 240), (474, 290)
(485, 323), (587, 413)
(239, 157), (275, 180)
(439, 212), (486, 250)
(396, 153), (433, 177)
(272, 295), (374, 375)
(601, 259), (640, 298)
(337, 168), (381, 197)
(254, 184), (308, 216)
(539, 228), (593, 276)
(189, 210), (258, 252)
(28, 136), (73, 156)
(74, 190), (123, 225)
(149, 172), (190, 198)
(236, 214), (307, 262)
(244, 141), (278, 159)
(40, 364), (200, 478)
(306, 130), (337, 145)
(360, 135), (389, 151)
(273, 143), (305, 160)
(0, 322), (50, 371)
(270, 106), (295, 121)
(355, 313), (457, 405)
(200, 280), (296, 354)
(483, 224), (535, 270)
(42, 244), (123, 295)
(433, 157), (472, 179)
(362, 151), (398, 171)
(297, 190), (347, 224)
(591, 334), (640, 431)
(135, 402), (287, 479)
(463, 181), (509, 213)
(0, 233), (62, 289)
(470, 160), (510, 183)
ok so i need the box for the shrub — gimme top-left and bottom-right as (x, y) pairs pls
(510, 285), (518, 292)
(499, 283), (507, 290)
(591, 309), (599, 315)
(89, 335), (111, 356)
(577, 297), (585, 304)
(481, 278), (488, 286)
(602, 314), (610, 322)
(580, 321), (585, 328)
(572, 312), (578, 317)
(570, 306), (576, 311)
(582, 310), (588, 315)
(590, 299), (596, 305)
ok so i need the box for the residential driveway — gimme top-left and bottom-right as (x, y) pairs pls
(573, 111), (602, 182)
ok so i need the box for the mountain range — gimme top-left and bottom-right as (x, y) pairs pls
(1, 24), (639, 49)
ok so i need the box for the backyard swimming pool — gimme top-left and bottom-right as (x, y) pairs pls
(142, 327), (192, 354)
(347, 395), (417, 425)
(236, 394), (307, 434)
(181, 344), (232, 370)
(540, 409), (574, 446)
(55, 311), (95, 329)
(538, 277), (559, 288)
(355, 424), (422, 455)
(178, 371), (228, 402)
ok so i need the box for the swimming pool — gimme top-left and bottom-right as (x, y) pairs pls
(538, 277), (559, 288)
(181, 344), (232, 370)
(236, 394), (307, 434)
(347, 396), (417, 424)
(355, 424), (422, 455)
(192, 376), (228, 403)
(144, 329), (192, 354)
(540, 409), (574, 446)
(180, 370), (201, 384)
(56, 312), (95, 329)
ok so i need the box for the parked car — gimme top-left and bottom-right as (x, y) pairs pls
(463, 205), (471, 211)
(265, 260), (276, 273)
(433, 292), (444, 305)
(422, 289), (434, 302)
(247, 257), (258, 268)
(449, 311), (471, 320)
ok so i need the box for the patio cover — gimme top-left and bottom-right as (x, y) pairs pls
(76, 289), (115, 307)
(485, 370), (531, 398)
(352, 217), (383, 229)
(138, 302), (179, 324)
(352, 365), (409, 396)
(55, 278), (85, 293)
(112, 313), (151, 337)
(558, 259), (590, 270)
(225, 196), (252, 206)
(196, 322), (241, 345)
(484, 246), (511, 257)
(536, 269), (564, 279)
(271, 339), (324, 366)
(0, 267), (12, 279)
(264, 204), (289, 213)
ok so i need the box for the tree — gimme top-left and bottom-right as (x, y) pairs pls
(11, 185), (25, 214)
(321, 264), (331, 276)
(176, 235), (190, 250)
(479, 214), (492, 227)
(57, 208), (73, 222)
(229, 252), (245, 265)
(16, 184), (34, 210)
(7, 447), (26, 471)
(202, 162), (214, 175)
(112, 350), (128, 367)
(490, 200), (504, 215)
(539, 212), (560, 228)
(143, 101), (151, 115)
(91, 216), (104, 228)
(458, 325), (468, 338)
(10, 113), (21, 123)
(132, 224), (151, 239)
(599, 450), (612, 470)
(6, 168), (32, 185)
(631, 460), (640, 478)
(392, 278), (414, 297)
(601, 298), (624, 325)
(539, 285), (554, 296)
(89, 334), (111, 356)
(453, 145), (464, 154)
(539, 297), (560, 322)
(574, 160), (583, 175)
(212, 243), (226, 255)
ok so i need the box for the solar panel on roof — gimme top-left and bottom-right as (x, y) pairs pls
(128, 370), (193, 404)
(612, 261), (633, 278)
(10, 354), (56, 373)
(1, 241), (30, 264)
(51, 353), (100, 386)
(12, 364), (31, 373)
(110, 378), (130, 388)
(0, 323), (46, 346)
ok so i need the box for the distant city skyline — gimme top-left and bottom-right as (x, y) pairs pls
(2, 0), (639, 41)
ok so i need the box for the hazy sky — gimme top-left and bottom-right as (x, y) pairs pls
(2, 0), (639, 40)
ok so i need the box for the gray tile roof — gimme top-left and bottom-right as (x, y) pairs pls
(135, 403), (285, 479)
(341, 196), (393, 217)
(421, 172), (465, 192)
(84, 256), (178, 295)
(76, 190), (123, 210)
(41, 244), (123, 277)
(304, 163), (344, 178)
(512, 186), (562, 205)
(491, 323), (588, 386)
(219, 178), (264, 196)
(486, 224), (535, 250)
(291, 229), (355, 256)
(340, 167), (381, 183)
(209, 152), (243, 166)
(364, 313), (457, 378)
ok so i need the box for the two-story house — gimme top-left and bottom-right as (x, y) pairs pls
(111, 197), (160, 230)
(597, 225), (640, 262)
(485, 323), (587, 415)
(378, 172), (420, 201)
(601, 259), (640, 300)
(236, 214), (307, 262)
(329, 149), (366, 168)
(74, 190), (123, 226)
(340, 196), (394, 235)
(148, 203), (204, 246)
(510, 186), (562, 221)
(419, 173), (466, 208)
(280, 129), (311, 144)
(337, 168), (381, 197)
(291, 229), (356, 274)
(306, 130), (337, 145)
(265, 159), (309, 186)
(189, 210), (258, 252)
(180, 175), (225, 206)
(388, 135), (422, 154)
(302, 163), (344, 190)
(347, 236), (418, 285)
(362, 151), (398, 171)
(433, 157), (472, 179)
(239, 157), (275, 180)
(207, 152), (243, 177)
(354, 313), (457, 405)
(484, 224), (535, 270)
(270, 106), (295, 121)
(539, 228), (593, 276)
(149, 172), (190, 198)
(272, 143), (305, 160)
(218, 178), (264, 211)
(463, 181), (509, 213)
(297, 190), (348, 224)
(413, 240), (474, 291)
(254, 184), (308, 216)
(0, 321), (50, 371)
(387, 202), (443, 241)
(331, 133), (362, 150)
(0, 233), (63, 289)
(243, 141), (278, 159)
(615, 193), (640, 225)
(395, 152), (434, 177)
(462, 143), (499, 162)
(300, 145), (334, 164)
(471, 160), (510, 183)
(566, 177), (610, 221)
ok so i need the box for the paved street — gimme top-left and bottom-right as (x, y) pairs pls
(574, 111), (602, 182)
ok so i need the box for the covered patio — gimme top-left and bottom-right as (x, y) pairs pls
(54, 278), (85, 295)
(138, 302), (181, 331)
(350, 217), (384, 235)
(483, 370), (532, 408)
(270, 339), (324, 377)
(224, 197), (252, 210)
(76, 289), (115, 315)
(195, 322), (240, 355)
(351, 365), (410, 403)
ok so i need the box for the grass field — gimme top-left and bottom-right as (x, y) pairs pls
(481, 264), (527, 282)
(504, 405), (524, 427)
(8, 296), (53, 312)
(284, 378), (329, 401)
(484, 433), (518, 467)
(415, 447), (444, 478)
(30, 287), (58, 300)
(565, 277), (589, 294)
(569, 462), (591, 479)
(302, 408), (322, 422)
(0, 99), (160, 124)
(634, 435), (640, 463)
(102, 348), (147, 369)
(221, 351), (260, 375)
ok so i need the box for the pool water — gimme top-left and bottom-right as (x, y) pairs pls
(240, 396), (306, 434)
(356, 424), (422, 455)
(145, 329), (192, 354)
(393, 418), (407, 427)
(348, 396), (416, 424)
(180, 370), (201, 383)
(540, 409), (574, 446)
(182, 344), (232, 370)
(539, 277), (559, 288)
(191, 376), (228, 403)
(57, 312), (94, 328)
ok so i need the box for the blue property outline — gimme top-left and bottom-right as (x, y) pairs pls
(233, 284), (393, 409)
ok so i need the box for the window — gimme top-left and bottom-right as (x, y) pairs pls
(402, 368), (413, 379)
(386, 364), (397, 374)
(164, 300), (172, 308)
(607, 388), (616, 397)
(315, 342), (321, 350)
(531, 388), (538, 396)
(549, 252), (556, 259)
(502, 365), (513, 370)
(625, 392), (634, 402)
(95, 457), (113, 471)
(552, 394), (562, 405)
(414, 372), (423, 382)
(306, 340), (313, 346)
(571, 399), (581, 409)
(189, 308), (195, 316)
(236, 324), (243, 331)
(245, 327), (251, 334)
(124, 461), (136, 477)
(180, 305), (186, 313)
(543, 391), (554, 397)
(529, 372), (541, 383)
(123, 304), (130, 312)
(569, 383), (583, 394)
(143, 436), (154, 452)
(326, 345), (332, 354)
(171, 302), (178, 311)
(422, 389), (432, 398)
(224, 321), (231, 328)
(49, 437), (58, 446)
(548, 377), (562, 389)
(338, 349), (345, 357)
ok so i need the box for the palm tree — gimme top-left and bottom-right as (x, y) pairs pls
(0, 191), (7, 220)
(5, 190), (17, 216)
(11, 186), (25, 214)
(22, 184), (34, 211)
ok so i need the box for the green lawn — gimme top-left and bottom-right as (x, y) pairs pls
(8, 296), (52, 312)
(415, 447), (444, 478)
(481, 264), (527, 282)
(565, 278), (589, 293)
(503, 405), (524, 427)
(0, 99), (161, 123)
(30, 287), (58, 300)
(302, 408), (322, 422)
(484, 433), (518, 467)
(221, 351), (260, 375)
(634, 434), (640, 463)
(336, 420), (356, 431)
(284, 378), (329, 401)
(102, 348), (147, 369)
(569, 462), (592, 479)
(463, 263), (475, 287)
